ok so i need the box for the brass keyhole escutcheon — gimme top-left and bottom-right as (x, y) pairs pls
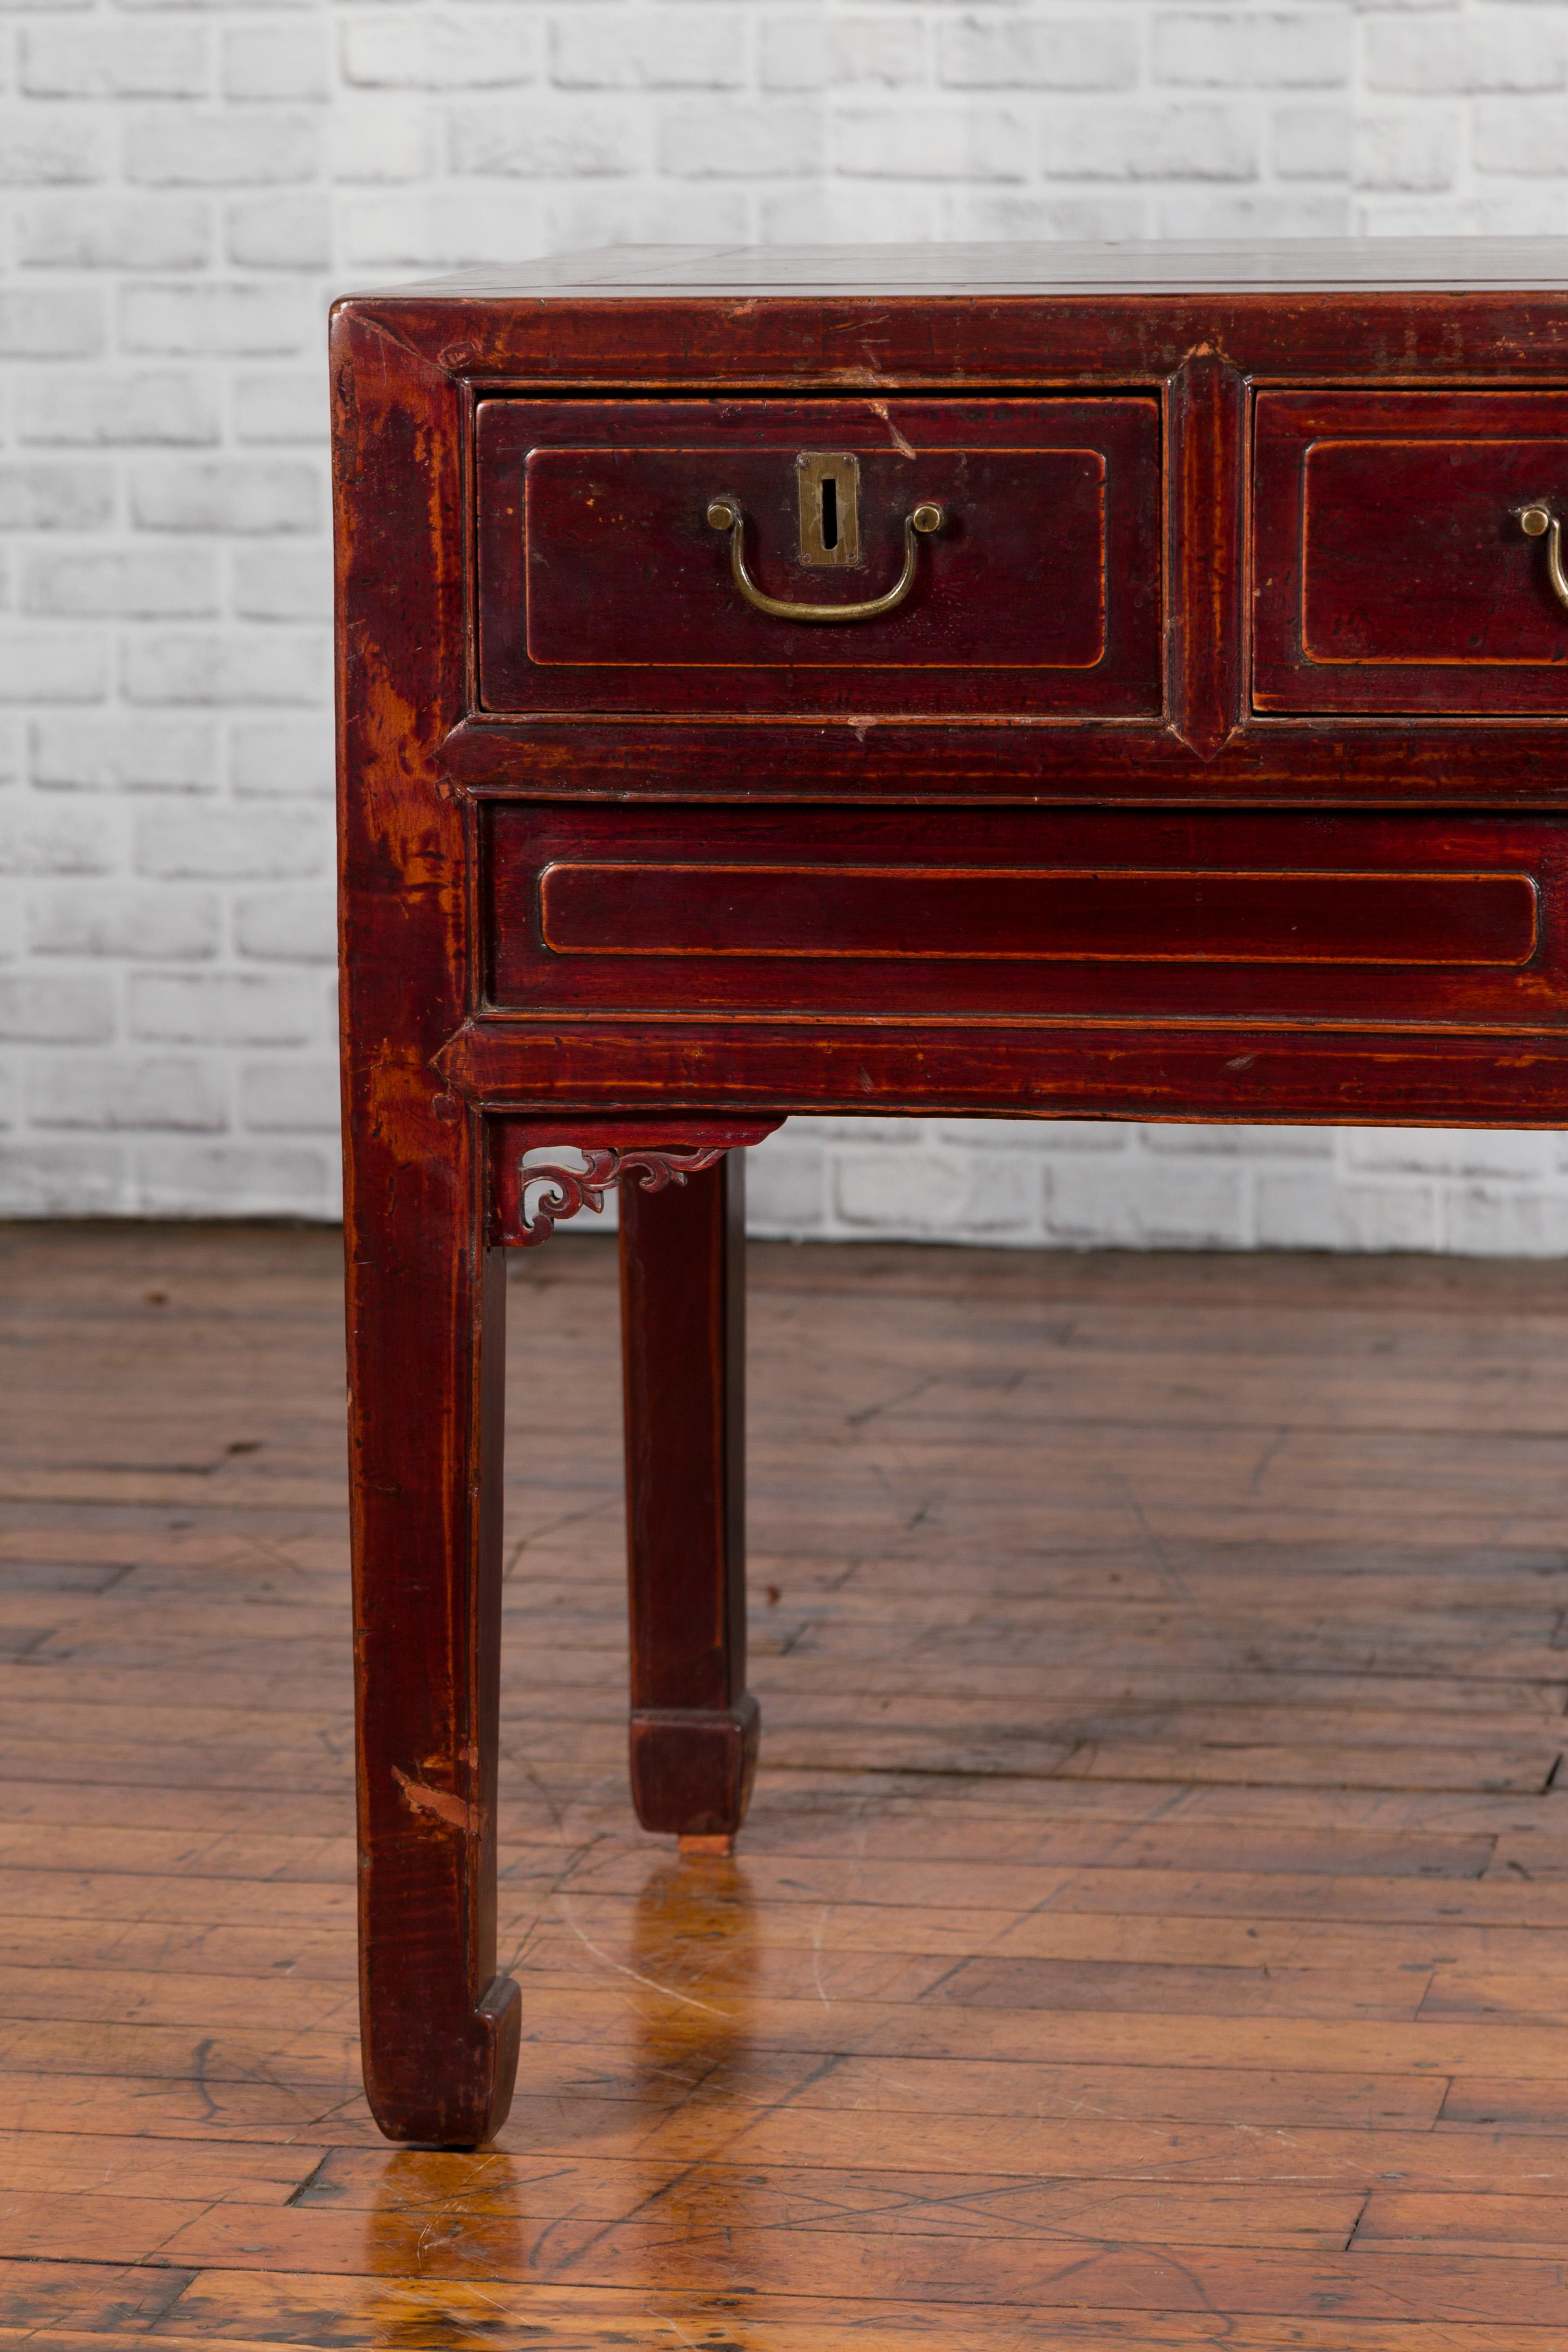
(796, 453), (861, 568)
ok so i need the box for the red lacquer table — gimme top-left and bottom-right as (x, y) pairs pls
(333, 240), (1568, 2145)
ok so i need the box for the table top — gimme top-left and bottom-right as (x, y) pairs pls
(362, 237), (1568, 304)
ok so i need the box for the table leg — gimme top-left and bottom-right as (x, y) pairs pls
(346, 1146), (520, 2146)
(620, 1150), (758, 1847)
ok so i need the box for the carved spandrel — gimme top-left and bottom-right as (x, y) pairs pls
(489, 1120), (782, 1248)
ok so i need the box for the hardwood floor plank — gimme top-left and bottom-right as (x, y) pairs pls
(7, 1226), (1568, 2346)
(91, 2276), (1568, 2352)
(0, 2133), (322, 2201)
(1355, 2188), (1568, 2250)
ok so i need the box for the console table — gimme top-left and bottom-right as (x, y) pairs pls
(332, 240), (1568, 2147)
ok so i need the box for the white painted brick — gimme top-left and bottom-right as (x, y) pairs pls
(16, 196), (211, 271)
(135, 803), (327, 879)
(130, 970), (316, 1045)
(541, 183), (752, 251)
(240, 1058), (338, 1130)
(343, 8), (538, 92)
(330, 95), (432, 182)
(1443, 1184), (1568, 1256)
(224, 194), (331, 269)
(29, 885), (219, 957)
(1256, 1170), (1440, 1251)
(0, 106), (108, 183)
(0, 1145), (125, 1218)
(337, 191), (463, 270)
(835, 1144), (1036, 1238)
(804, 1115), (924, 1145)
(1042, 102), (1259, 180)
(16, 371), (219, 447)
(116, 0), (322, 11)
(657, 99), (820, 177)
(745, 1132), (828, 1233)
(1158, 190), (1352, 231)
(28, 1056), (227, 1130)
(0, 289), (104, 358)
(946, 190), (1149, 239)
(231, 543), (331, 620)
(229, 716), (331, 797)
(1367, 14), (1568, 92)
(1144, 1122), (1333, 1158)
(222, 22), (329, 101)
(1354, 109), (1459, 188)
(131, 458), (319, 533)
(0, 464), (114, 530)
(233, 371), (324, 444)
(1475, 93), (1568, 174)
(941, 18), (1138, 91)
(765, 15), (927, 93)
(450, 96), (645, 175)
(1046, 1160), (1248, 1248)
(0, 975), (114, 1043)
(554, 9), (743, 90)
(831, 104), (1030, 180)
(121, 628), (327, 706)
(135, 1140), (332, 1215)
(232, 885), (334, 957)
(1153, 12), (1352, 88)
(1273, 101), (1352, 176)
(1342, 1127), (1555, 1178)
(765, 184), (895, 243)
(125, 106), (320, 184)
(21, 24), (209, 98)
(31, 715), (216, 792)
(0, 802), (117, 875)
(0, 631), (108, 704)
(1365, 187), (1568, 234)
(934, 1116), (1128, 1153)
(23, 549), (218, 619)
(121, 281), (313, 356)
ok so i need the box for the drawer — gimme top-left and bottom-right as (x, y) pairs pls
(1254, 392), (1568, 715)
(485, 804), (1563, 1032)
(474, 397), (1161, 720)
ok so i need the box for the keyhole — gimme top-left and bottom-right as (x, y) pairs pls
(821, 475), (838, 550)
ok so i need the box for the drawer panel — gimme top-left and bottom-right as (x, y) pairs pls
(1254, 392), (1568, 715)
(540, 863), (1536, 968)
(475, 398), (1161, 720)
(487, 805), (1565, 1030)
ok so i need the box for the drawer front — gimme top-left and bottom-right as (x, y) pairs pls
(475, 398), (1161, 720)
(486, 805), (1564, 1031)
(1254, 392), (1568, 715)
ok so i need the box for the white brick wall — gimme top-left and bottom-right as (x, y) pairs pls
(5, 0), (1568, 1246)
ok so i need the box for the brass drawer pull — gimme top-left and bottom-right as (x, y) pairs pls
(1521, 503), (1568, 609)
(706, 496), (944, 623)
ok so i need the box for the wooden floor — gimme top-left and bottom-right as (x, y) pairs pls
(3, 1224), (1568, 2349)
